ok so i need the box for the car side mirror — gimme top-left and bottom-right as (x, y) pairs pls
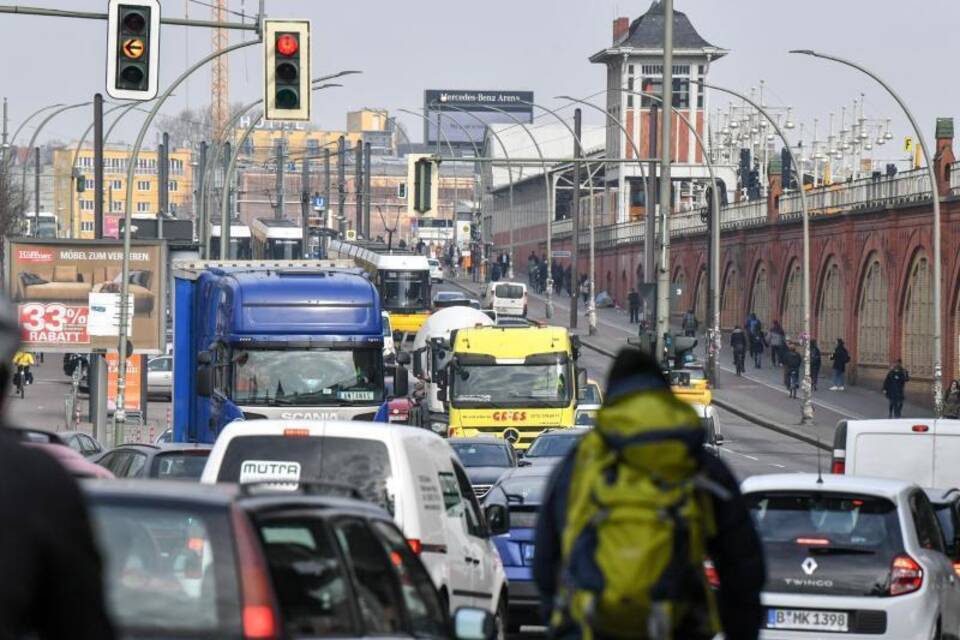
(453, 608), (496, 640)
(396, 351), (411, 366)
(484, 503), (510, 536)
(393, 367), (409, 397)
(196, 366), (212, 398)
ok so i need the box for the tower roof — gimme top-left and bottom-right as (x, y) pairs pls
(591, 0), (728, 64)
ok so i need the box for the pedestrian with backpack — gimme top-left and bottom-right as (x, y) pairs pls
(533, 348), (765, 640)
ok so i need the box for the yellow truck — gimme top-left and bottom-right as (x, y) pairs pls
(444, 325), (584, 448)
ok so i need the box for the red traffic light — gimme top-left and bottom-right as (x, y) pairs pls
(276, 33), (299, 57)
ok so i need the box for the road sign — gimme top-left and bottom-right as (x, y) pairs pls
(904, 137), (913, 152)
(345, 229), (357, 241)
(312, 195), (327, 211)
(553, 250), (572, 258)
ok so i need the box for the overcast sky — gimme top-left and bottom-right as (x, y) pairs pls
(1, 0), (956, 158)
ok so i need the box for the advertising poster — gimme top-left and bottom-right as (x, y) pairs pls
(7, 239), (166, 353)
(106, 352), (143, 413)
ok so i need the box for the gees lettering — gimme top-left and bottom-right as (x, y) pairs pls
(492, 411), (527, 422)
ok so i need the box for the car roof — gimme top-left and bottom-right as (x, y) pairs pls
(535, 428), (591, 438)
(741, 473), (917, 499)
(449, 436), (510, 445)
(215, 419), (442, 444)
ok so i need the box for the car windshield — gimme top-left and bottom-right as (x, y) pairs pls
(154, 451), (210, 480)
(494, 284), (524, 299)
(451, 442), (511, 467)
(487, 473), (550, 508)
(379, 270), (429, 312)
(451, 360), (572, 408)
(232, 348), (384, 406)
(89, 502), (240, 636)
(578, 383), (601, 405)
(216, 436), (394, 512)
(526, 432), (583, 458)
(746, 492), (903, 551)
(262, 239), (303, 260)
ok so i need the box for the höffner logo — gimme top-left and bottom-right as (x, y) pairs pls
(16, 248), (54, 264)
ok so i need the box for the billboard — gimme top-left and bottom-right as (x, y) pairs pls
(7, 239), (166, 353)
(107, 353), (143, 413)
(424, 90), (534, 147)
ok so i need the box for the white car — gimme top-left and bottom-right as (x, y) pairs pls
(146, 355), (172, 399)
(742, 473), (960, 639)
(428, 258), (444, 283)
(201, 420), (509, 623)
(481, 281), (527, 318)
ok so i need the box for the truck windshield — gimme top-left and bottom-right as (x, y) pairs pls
(232, 348), (383, 406)
(263, 239), (302, 260)
(451, 361), (572, 408)
(379, 270), (429, 312)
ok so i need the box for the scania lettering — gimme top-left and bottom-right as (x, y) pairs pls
(445, 325), (584, 449)
(172, 260), (388, 443)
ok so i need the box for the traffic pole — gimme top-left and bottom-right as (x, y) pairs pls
(569, 108), (582, 329)
(655, 0), (674, 364)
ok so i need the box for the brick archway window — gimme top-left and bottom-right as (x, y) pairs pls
(780, 260), (803, 340)
(857, 256), (889, 366)
(721, 267), (739, 330)
(903, 252), (934, 378)
(817, 260), (845, 353)
(672, 271), (687, 315)
(749, 265), (770, 327)
(695, 267), (708, 325)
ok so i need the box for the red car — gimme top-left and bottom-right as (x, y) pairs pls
(27, 443), (115, 480)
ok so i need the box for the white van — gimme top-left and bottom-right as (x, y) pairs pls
(201, 420), (509, 621)
(382, 311), (396, 363)
(482, 282), (527, 318)
(831, 418), (960, 487)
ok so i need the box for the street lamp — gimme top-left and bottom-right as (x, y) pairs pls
(702, 81), (815, 426)
(790, 49), (944, 417)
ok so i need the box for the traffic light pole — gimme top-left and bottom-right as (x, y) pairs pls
(0, 4), (259, 32)
(301, 154), (311, 257)
(363, 142), (372, 239)
(337, 136), (345, 235)
(354, 142), (363, 236)
(114, 37), (259, 438)
(656, 0), (674, 366)
(569, 108), (582, 330)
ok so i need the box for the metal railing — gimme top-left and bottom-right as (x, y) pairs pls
(719, 199), (766, 229)
(780, 168), (931, 220)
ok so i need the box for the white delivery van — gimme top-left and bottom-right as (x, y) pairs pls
(201, 420), (509, 621)
(482, 282), (527, 318)
(831, 418), (960, 487)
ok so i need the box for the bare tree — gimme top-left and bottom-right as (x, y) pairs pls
(0, 162), (25, 285)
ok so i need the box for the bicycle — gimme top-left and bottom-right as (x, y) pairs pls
(787, 368), (800, 399)
(13, 365), (27, 399)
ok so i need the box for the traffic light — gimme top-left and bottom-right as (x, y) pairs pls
(264, 20), (311, 121)
(76, 174), (86, 193)
(781, 147), (793, 190)
(414, 158), (434, 214)
(106, 0), (160, 100)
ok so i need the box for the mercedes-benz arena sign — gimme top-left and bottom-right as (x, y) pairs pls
(423, 89), (534, 147)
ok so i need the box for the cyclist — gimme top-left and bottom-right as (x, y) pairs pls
(730, 325), (747, 376)
(12, 350), (34, 395)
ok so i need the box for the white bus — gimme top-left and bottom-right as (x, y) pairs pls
(328, 238), (432, 334)
(23, 211), (57, 238)
(251, 217), (303, 260)
(210, 217), (252, 259)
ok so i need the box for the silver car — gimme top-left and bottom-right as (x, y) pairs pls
(743, 473), (960, 639)
(147, 355), (172, 399)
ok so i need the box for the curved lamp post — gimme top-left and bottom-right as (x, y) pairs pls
(114, 37), (260, 437)
(702, 80), (814, 426)
(4, 102), (65, 165)
(790, 49), (943, 417)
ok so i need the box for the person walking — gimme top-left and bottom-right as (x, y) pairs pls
(768, 321), (786, 367)
(748, 326), (765, 369)
(829, 338), (851, 391)
(745, 312), (761, 337)
(580, 274), (589, 305)
(0, 297), (116, 639)
(730, 325), (747, 375)
(809, 339), (822, 391)
(882, 360), (910, 418)
(533, 348), (765, 640)
(627, 287), (641, 324)
(944, 380), (960, 419)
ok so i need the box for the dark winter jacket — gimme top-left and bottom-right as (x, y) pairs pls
(831, 344), (851, 372)
(882, 367), (910, 401)
(730, 328), (747, 352)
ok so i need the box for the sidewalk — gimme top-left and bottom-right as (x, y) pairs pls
(451, 275), (929, 445)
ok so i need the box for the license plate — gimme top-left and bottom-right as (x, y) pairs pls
(767, 609), (849, 632)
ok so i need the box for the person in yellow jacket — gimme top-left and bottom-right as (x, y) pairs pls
(12, 351), (34, 386)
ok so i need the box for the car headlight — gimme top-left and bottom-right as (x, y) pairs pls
(430, 421), (447, 435)
(522, 543), (536, 565)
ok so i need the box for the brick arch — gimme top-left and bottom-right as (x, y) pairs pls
(951, 254), (960, 380)
(895, 229), (930, 315)
(672, 264), (690, 313)
(720, 260), (741, 330)
(855, 250), (889, 369)
(815, 254), (846, 351)
(694, 265), (709, 326)
(746, 258), (771, 327)
(779, 257), (803, 339)
(901, 247), (934, 379)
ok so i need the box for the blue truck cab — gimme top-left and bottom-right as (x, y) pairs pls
(173, 261), (387, 443)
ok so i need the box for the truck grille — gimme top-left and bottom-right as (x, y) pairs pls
(466, 426), (550, 448)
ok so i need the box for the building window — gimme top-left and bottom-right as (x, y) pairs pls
(169, 158), (184, 175)
(80, 221), (94, 232)
(857, 254), (888, 366)
(817, 260), (844, 356)
(136, 202), (151, 213)
(111, 201), (123, 212)
(111, 179), (122, 190)
(136, 180), (151, 191)
(749, 265), (770, 326)
(781, 260), (803, 338)
(672, 78), (690, 109)
(903, 252), (933, 377)
(627, 76), (634, 108)
(168, 180), (178, 192)
(84, 179), (94, 190)
(79, 200), (94, 211)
